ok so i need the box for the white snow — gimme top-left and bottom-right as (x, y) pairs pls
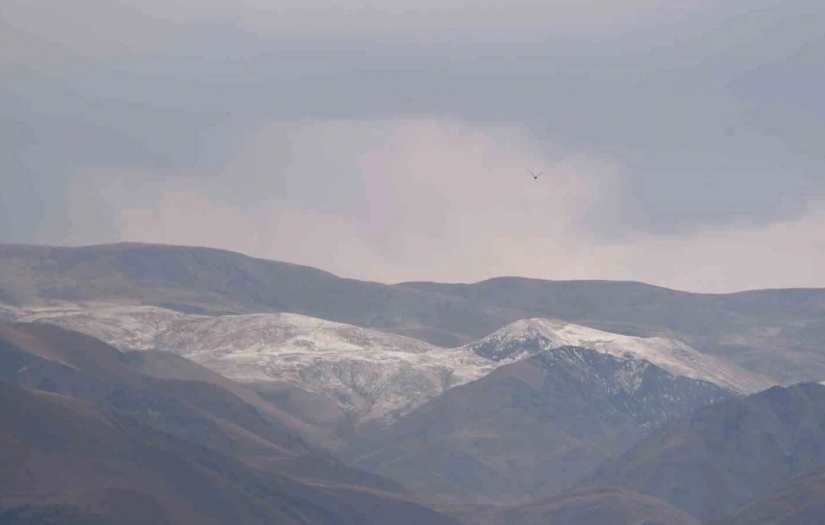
(4, 302), (496, 424)
(462, 318), (774, 394)
(3, 303), (774, 424)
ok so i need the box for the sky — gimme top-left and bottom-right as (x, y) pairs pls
(1, 0), (824, 292)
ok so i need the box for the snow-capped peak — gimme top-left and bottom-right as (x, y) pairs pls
(463, 318), (773, 394)
(3, 303), (773, 426)
(3, 302), (496, 424)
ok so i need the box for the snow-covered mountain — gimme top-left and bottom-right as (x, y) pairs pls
(2, 303), (774, 425)
(351, 346), (735, 502)
(463, 318), (773, 394)
(3, 302), (496, 424)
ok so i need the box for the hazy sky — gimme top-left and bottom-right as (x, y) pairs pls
(1, 0), (824, 292)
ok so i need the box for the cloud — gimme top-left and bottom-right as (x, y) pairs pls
(64, 117), (825, 293)
(4, 1), (821, 240)
(3, 0), (824, 292)
(1, 0), (706, 58)
(0, 0), (173, 66)
(599, 203), (825, 292)
(5, 0), (816, 63)
(96, 118), (616, 279)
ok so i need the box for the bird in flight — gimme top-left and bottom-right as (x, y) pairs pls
(528, 170), (543, 180)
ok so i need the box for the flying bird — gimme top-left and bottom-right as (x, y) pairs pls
(528, 170), (543, 180)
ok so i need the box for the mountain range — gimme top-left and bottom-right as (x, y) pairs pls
(2, 241), (825, 525)
(349, 346), (732, 502)
(1, 242), (825, 384)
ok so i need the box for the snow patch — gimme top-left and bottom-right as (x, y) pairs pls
(463, 318), (773, 394)
(5, 302), (495, 424)
(4, 303), (774, 425)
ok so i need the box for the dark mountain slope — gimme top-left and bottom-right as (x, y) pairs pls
(349, 346), (730, 503)
(0, 322), (404, 495)
(440, 487), (700, 525)
(122, 349), (353, 450)
(0, 380), (462, 525)
(0, 322), (311, 456)
(579, 383), (825, 522)
(707, 466), (825, 525)
(2, 242), (825, 382)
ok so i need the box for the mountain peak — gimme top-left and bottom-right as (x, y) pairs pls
(463, 317), (773, 395)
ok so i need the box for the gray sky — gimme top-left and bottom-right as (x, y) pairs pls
(1, 0), (824, 292)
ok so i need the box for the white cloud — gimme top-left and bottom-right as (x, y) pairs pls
(100, 118), (615, 280)
(68, 117), (825, 292)
(605, 206), (825, 292)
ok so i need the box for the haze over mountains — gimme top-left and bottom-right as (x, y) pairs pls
(2, 242), (825, 525)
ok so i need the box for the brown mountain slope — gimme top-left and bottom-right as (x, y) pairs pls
(0, 322), (311, 456)
(2, 242), (825, 382)
(0, 380), (462, 525)
(123, 349), (354, 450)
(579, 383), (825, 522)
(707, 466), (825, 525)
(0, 321), (405, 495)
(349, 347), (730, 503)
(439, 487), (700, 525)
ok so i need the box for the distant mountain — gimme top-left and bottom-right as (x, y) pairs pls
(579, 383), (825, 522)
(462, 318), (772, 394)
(348, 346), (731, 503)
(707, 466), (825, 525)
(2, 242), (825, 383)
(401, 278), (825, 384)
(4, 303), (766, 432)
(0, 241), (503, 347)
(4, 303), (496, 433)
(0, 379), (462, 525)
(440, 487), (700, 525)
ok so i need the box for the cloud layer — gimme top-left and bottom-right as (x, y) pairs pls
(59, 118), (825, 292)
(1, 0), (824, 291)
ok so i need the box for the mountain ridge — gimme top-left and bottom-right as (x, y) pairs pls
(2, 241), (823, 383)
(347, 346), (732, 503)
(2, 302), (767, 435)
(578, 382), (825, 521)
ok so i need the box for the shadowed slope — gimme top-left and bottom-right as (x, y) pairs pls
(350, 347), (730, 502)
(0, 322), (405, 495)
(439, 487), (700, 525)
(579, 383), (825, 522)
(0, 380), (462, 525)
(707, 466), (825, 525)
